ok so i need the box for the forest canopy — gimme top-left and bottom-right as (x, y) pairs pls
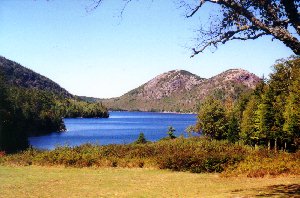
(195, 56), (300, 151)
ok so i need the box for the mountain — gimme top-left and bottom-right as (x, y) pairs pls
(101, 69), (261, 112)
(0, 56), (72, 98)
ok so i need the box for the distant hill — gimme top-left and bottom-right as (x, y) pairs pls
(0, 56), (72, 98)
(101, 69), (261, 112)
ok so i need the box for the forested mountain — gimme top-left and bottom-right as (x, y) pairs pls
(101, 69), (261, 112)
(0, 56), (72, 98)
(0, 56), (108, 153)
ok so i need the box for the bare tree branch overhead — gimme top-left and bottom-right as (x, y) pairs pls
(90, 0), (300, 57)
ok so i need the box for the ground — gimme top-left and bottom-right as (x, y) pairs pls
(0, 166), (299, 198)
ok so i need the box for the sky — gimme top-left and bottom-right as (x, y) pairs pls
(0, 0), (295, 98)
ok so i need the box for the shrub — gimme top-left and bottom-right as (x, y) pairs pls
(223, 149), (300, 177)
(1, 137), (299, 176)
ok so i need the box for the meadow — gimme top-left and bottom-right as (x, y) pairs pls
(0, 165), (299, 198)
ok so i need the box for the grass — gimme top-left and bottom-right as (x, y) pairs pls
(0, 165), (299, 198)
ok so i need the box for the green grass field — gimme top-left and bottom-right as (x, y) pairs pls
(0, 165), (299, 198)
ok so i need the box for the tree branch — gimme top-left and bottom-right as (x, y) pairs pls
(191, 26), (262, 57)
(281, 0), (300, 35)
(186, 0), (205, 18)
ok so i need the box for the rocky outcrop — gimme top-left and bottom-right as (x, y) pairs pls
(102, 68), (261, 112)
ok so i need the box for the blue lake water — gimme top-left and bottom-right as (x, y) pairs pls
(29, 111), (197, 150)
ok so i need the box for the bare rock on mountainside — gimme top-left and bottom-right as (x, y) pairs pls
(101, 69), (261, 112)
(135, 70), (205, 100)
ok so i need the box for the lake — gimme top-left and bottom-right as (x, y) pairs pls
(29, 111), (197, 150)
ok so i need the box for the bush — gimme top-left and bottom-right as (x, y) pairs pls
(223, 149), (300, 177)
(1, 138), (299, 176)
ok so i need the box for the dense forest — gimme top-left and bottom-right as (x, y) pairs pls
(195, 57), (300, 151)
(0, 57), (109, 153)
(0, 75), (109, 152)
(0, 56), (72, 98)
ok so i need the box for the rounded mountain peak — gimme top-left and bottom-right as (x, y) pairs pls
(133, 69), (205, 100)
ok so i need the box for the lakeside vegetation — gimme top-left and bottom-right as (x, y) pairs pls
(1, 57), (300, 188)
(0, 57), (109, 153)
(194, 57), (300, 151)
(1, 137), (299, 177)
(0, 77), (109, 152)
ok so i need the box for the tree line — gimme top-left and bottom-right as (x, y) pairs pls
(195, 57), (300, 151)
(0, 74), (109, 153)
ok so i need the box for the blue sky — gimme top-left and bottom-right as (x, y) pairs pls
(0, 0), (294, 98)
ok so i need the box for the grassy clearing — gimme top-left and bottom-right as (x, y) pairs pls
(0, 165), (299, 198)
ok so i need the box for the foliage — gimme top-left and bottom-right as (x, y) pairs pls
(195, 57), (300, 151)
(0, 74), (29, 153)
(167, 126), (176, 139)
(181, 0), (300, 56)
(0, 56), (109, 152)
(224, 150), (300, 177)
(90, 1), (300, 56)
(195, 97), (227, 140)
(0, 56), (72, 98)
(240, 95), (260, 145)
(2, 137), (299, 177)
(0, 137), (248, 173)
(134, 132), (148, 144)
(63, 99), (109, 118)
(283, 65), (300, 147)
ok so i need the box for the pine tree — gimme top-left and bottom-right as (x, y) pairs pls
(240, 95), (260, 146)
(134, 132), (147, 144)
(167, 126), (176, 139)
(283, 66), (300, 150)
(255, 87), (275, 149)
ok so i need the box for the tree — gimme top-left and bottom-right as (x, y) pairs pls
(0, 74), (29, 153)
(183, 0), (300, 56)
(167, 126), (176, 139)
(255, 86), (275, 149)
(227, 114), (240, 143)
(240, 95), (260, 146)
(91, 0), (300, 56)
(195, 97), (227, 140)
(268, 58), (294, 150)
(283, 65), (300, 149)
(134, 132), (148, 144)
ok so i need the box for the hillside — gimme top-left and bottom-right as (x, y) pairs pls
(0, 56), (72, 98)
(101, 69), (261, 112)
(0, 56), (109, 152)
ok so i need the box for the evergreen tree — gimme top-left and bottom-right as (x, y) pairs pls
(167, 126), (176, 139)
(269, 59), (293, 150)
(283, 66), (300, 150)
(227, 115), (239, 143)
(255, 87), (275, 149)
(134, 132), (147, 144)
(240, 96), (260, 146)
